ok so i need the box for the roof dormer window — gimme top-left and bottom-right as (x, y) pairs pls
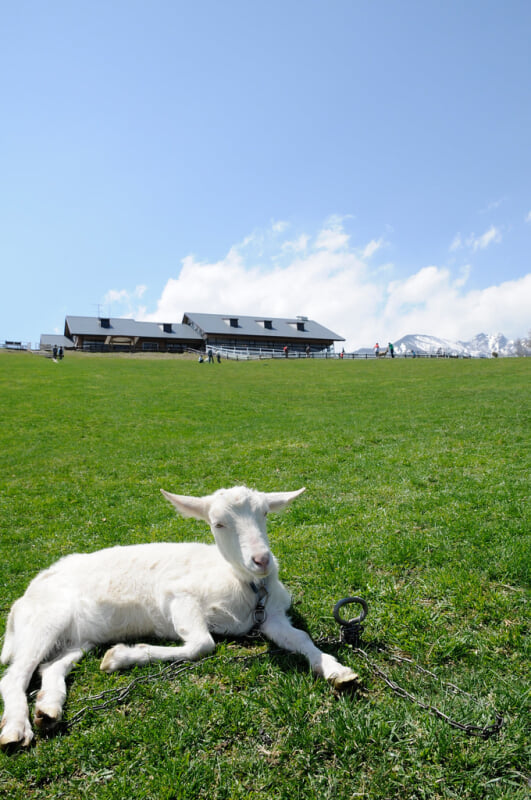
(287, 320), (307, 332)
(99, 317), (111, 329)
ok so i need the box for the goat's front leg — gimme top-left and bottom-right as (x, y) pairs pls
(100, 597), (215, 673)
(261, 612), (359, 689)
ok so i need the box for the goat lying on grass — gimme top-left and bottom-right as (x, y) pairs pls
(0, 486), (359, 748)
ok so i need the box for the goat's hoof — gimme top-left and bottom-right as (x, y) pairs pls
(0, 722), (34, 750)
(100, 643), (127, 673)
(34, 708), (61, 731)
(330, 668), (361, 691)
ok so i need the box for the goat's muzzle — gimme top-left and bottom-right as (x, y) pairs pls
(252, 553), (271, 573)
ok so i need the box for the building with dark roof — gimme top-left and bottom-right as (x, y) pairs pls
(63, 316), (203, 353)
(40, 334), (75, 351)
(43, 313), (344, 356)
(182, 313), (344, 355)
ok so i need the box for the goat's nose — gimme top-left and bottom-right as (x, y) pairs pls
(253, 553), (270, 569)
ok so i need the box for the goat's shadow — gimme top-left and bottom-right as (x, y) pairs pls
(30, 609), (369, 744)
(227, 607), (364, 686)
(229, 607), (390, 700)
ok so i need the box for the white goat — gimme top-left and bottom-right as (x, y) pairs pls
(0, 486), (359, 748)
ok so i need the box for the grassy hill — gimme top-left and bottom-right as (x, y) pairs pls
(0, 352), (529, 799)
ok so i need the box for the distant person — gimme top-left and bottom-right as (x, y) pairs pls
(207, 348), (213, 363)
(198, 355), (204, 363)
(374, 342), (380, 357)
(388, 342), (394, 358)
(216, 351), (221, 363)
(305, 345), (311, 358)
(58, 346), (64, 360)
(52, 344), (58, 360)
(283, 345), (289, 358)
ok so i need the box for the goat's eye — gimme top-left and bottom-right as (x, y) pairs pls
(214, 522), (225, 529)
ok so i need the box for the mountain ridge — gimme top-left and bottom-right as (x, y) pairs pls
(355, 332), (519, 357)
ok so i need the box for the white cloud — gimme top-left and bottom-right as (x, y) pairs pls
(314, 214), (351, 251)
(525, 210), (531, 223)
(480, 199), (504, 214)
(104, 285), (147, 304)
(102, 285), (147, 316)
(107, 219), (530, 350)
(104, 289), (130, 304)
(362, 238), (385, 259)
(450, 233), (463, 252)
(314, 226), (349, 252)
(382, 270), (531, 343)
(470, 226), (502, 251)
(281, 234), (310, 253)
(453, 264), (471, 288)
(271, 219), (289, 234)
(451, 226), (502, 252)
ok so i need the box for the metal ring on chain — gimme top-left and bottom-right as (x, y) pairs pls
(333, 596), (368, 627)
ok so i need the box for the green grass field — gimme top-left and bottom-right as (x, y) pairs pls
(0, 351), (529, 799)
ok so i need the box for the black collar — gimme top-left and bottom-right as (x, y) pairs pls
(250, 579), (268, 626)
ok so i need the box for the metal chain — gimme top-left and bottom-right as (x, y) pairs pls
(334, 597), (503, 740)
(64, 648), (273, 730)
(65, 660), (204, 729)
(63, 597), (503, 739)
(353, 645), (503, 739)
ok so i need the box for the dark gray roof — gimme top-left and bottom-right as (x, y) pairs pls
(64, 316), (202, 341)
(182, 313), (344, 341)
(40, 334), (75, 349)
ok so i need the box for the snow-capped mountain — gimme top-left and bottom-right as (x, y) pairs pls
(392, 332), (516, 357)
(354, 333), (520, 357)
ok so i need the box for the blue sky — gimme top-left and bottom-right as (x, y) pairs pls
(1, 0), (530, 350)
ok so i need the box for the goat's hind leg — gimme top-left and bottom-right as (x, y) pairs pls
(34, 647), (87, 732)
(0, 654), (40, 748)
(1, 600), (75, 748)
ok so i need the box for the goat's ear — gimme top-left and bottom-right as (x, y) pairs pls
(161, 490), (211, 521)
(265, 487), (306, 512)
